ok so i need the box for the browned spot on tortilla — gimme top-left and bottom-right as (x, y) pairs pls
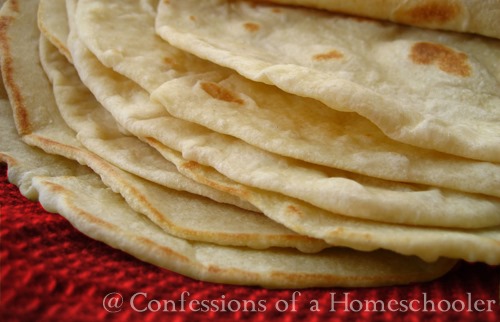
(0, 16), (31, 135)
(182, 161), (200, 170)
(286, 205), (304, 218)
(162, 56), (188, 73)
(163, 56), (174, 64)
(272, 8), (282, 13)
(243, 22), (260, 32)
(410, 42), (471, 77)
(207, 265), (223, 274)
(189, 15), (196, 21)
(313, 50), (344, 61)
(397, 1), (461, 24)
(200, 82), (244, 105)
(163, 0), (170, 4)
(9, 0), (19, 12)
(163, 56), (179, 70)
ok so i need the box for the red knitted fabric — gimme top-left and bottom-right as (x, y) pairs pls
(1, 163), (499, 322)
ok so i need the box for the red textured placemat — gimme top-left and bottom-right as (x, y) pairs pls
(1, 163), (499, 321)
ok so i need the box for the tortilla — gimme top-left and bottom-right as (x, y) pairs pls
(56, 0), (500, 263)
(1, 0), (463, 289)
(73, 0), (500, 199)
(1, 0), (331, 252)
(30, 1), (500, 264)
(152, 71), (500, 198)
(253, 0), (500, 40)
(145, 137), (500, 265)
(39, 33), (257, 212)
(1, 77), (456, 289)
(67, 3), (500, 229)
(155, 0), (500, 163)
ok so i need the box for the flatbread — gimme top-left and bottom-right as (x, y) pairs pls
(61, 0), (500, 264)
(145, 138), (500, 265)
(1, 0), (330, 252)
(1, 0), (461, 289)
(73, 0), (500, 199)
(31, 3), (500, 264)
(155, 0), (500, 163)
(68, 1), (500, 229)
(39, 33), (257, 212)
(1, 77), (456, 289)
(253, 0), (500, 39)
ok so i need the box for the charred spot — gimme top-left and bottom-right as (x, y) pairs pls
(313, 50), (344, 61)
(243, 22), (260, 32)
(9, 0), (19, 12)
(163, 56), (174, 65)
(163, 56), (177, 68)
(397, 1), (461, 24)
(182, 161), (200, 170)
(200, 82), (244, 105)
(286, 205), (304, 217)
(410, 42), (471, 77)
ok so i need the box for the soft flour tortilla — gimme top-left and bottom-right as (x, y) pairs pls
(155, 0), (500, 163)
(35, 2), (500, 264)
(152, 72), (500, 198)
(1, 1), (459, 288)
(1, 81), (456, 288)
(253, 0), (500, 40)
(1, 0), (331, 252)
(68, 16), (500, 229)
(0, 0), (496, 278)
(39, 34), (257, 212)
(146, 138), (500, 265)
(73, 0), (500, 198)
(0, 76), (93, 199)
(63, 1), (500, 264)
(40, 38), (329, 252)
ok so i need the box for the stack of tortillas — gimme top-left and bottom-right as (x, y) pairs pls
(1, 0), (498, 288)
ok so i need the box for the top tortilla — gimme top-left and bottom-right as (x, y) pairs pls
(155, 0), (500, 163)
(254, 0), (500, 39)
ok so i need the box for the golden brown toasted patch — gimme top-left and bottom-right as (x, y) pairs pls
(200, 82), (244, 104)
(410, 42), (471, 77)
(163, 56), (175, 65)
(397, 1), (461, 24)
(243, 22), (260, 32)
(163, 56), (181, 71)
(182, 160), (200, 170)
(286, 205), (305, 218)
(313, 50), (344, 61)
(9, 0), (20, 13)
